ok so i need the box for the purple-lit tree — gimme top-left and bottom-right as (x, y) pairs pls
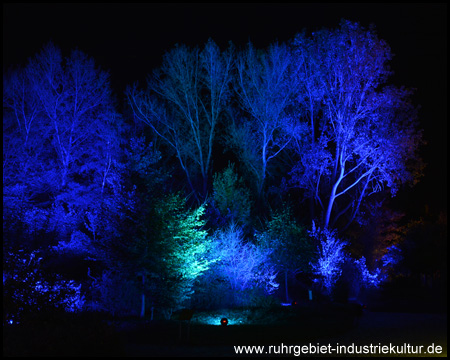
(290, 21), (424, 230)
(126, 39), (233, 201)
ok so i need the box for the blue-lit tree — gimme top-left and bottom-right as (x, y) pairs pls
(3, 61), (51, 242)
(126, 39), (234, 201)
(309, 222), (347, 296)
(206, 223), (279, 307)
(289, 21), (424, 230)
(309, 222), (384, 300)
(3, 43), (129, 326)
(82, 136), (161, 317)
(2, 64), (43, 154)
(3, 249), (85, 325)
(227, 41), (301, 203)
(3, 43), (123, 247)
(25, 43), (120, 191)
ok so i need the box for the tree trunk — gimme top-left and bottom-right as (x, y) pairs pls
(140, 272), (145, 318)
(140, 293), (145, 318)
(324, 163), (344, 228)
(285, 270), (289, 303)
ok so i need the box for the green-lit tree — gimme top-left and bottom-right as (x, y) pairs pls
(122, 193), (213, 318)
(209, 162), (253, 228)
(257, 206), (314, 303)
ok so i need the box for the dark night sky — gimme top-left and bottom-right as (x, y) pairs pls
(3, 3), (447, 217)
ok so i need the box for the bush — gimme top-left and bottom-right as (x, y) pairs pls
(87, 269), (140, 317)
(205, 224), (278, 307)
(3, 249), (85, 325)
(309, 224), (347, 297)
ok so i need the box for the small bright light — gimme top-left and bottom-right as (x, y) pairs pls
(220, 317), (228, 326)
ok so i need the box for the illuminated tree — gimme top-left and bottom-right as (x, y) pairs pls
(309, 222), (347, 296)
(122, 193), (212, 318)
(210, 223), (278, 306)
(85, 136), (163, 317)
(287, 32), (325, 219)
(290, 21), (424, 229)
(3, 62), (50, 219)
(257, 206), (314, 302)
(3, 44), (128, 326)
(3, 44), (120, 199)
(289, 32), (324, 145)
(126, 39), (234, 201)
(227, 41), (300, 202)
(3, 65), (43, 152)
(25, 43), (120, 190)
(3, 43), (123, 253)
(3, 249), (84, 325)
(208, 162), (252, 228)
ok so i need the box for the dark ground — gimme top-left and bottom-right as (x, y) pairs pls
(116, 311), (446, 357)
(117, 301), (447, 357)
(4, 307), (446, 357)
(3, 284), (447, 357)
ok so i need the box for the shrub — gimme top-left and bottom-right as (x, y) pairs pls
(3, 250), (84, 325)
(206, 223), (278, 307)
(309, 223), (347, 297)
